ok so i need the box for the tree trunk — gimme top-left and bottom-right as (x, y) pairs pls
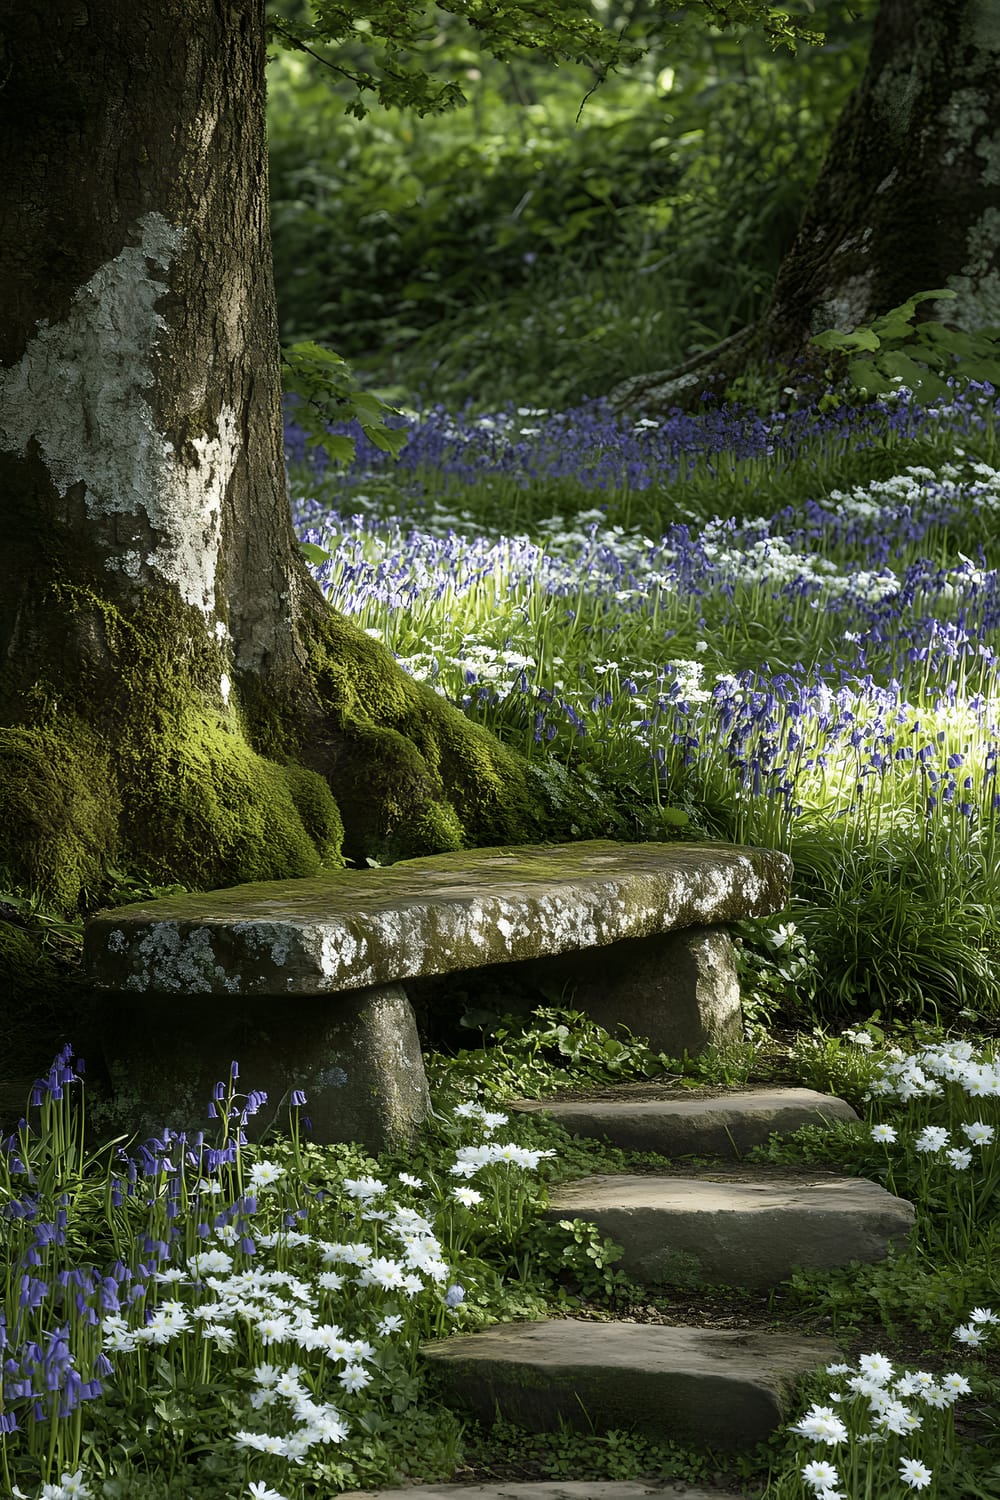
(613, 0), (1000, 411)
(764, 0), (1000, 361)
(0, 0), (549, 916)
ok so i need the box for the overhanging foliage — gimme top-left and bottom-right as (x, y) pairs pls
(267, 0), (827, 118)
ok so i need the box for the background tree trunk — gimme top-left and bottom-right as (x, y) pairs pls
(0, 0), (550, 917)
(613, 0), (1000, 411)
(763, 0), (1000, 361)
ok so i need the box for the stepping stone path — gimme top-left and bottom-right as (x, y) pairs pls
(420, 1086), (915, 1496)
(543, 1173), (912, 1291)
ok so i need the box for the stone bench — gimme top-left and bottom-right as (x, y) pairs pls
(83, 839), (790, 1150)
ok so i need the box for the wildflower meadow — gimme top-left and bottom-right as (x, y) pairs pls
(293, 384), (1000, 1023)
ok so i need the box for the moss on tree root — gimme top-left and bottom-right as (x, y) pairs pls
(0, 581), (557, 919)
(307, 611), (548, 866)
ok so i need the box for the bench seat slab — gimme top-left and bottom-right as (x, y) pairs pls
(85, 841), (790, 997)
(82, 841), (791, 1150)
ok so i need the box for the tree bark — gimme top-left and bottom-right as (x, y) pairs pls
(0, 0), (549, 913)
(613, 0), (1000, 411)
(764, 0), (1000, 360)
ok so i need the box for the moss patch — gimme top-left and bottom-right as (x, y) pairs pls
(309, 611), (549, 864)
(120, 706), (341, 890)
(0, 571), (358, 911)
(0, 720), (118, 908)
(279, 761), (345, 868)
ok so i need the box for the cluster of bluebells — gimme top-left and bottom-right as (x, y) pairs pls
(1, 1051), (115, 1447)
(284, 386), (996, 496)
(0, 1056), (560, 1500)
(791, 1342), (987, 1496)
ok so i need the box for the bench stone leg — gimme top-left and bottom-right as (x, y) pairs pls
(91, 984), (430, 1153)
(524, 926), (743, 1057)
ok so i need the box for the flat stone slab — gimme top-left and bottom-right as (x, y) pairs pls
(545, 1172), (914, 1288)
(338, 1486), (742, 1500)
(422, 1319), (838, 1452)
(512, 1087), (859, 1157)
(84, 840), (790, 996)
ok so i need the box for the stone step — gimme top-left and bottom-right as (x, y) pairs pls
(545, 1171), (913, 1289)
(339, 1485), (744, 1500)
(422, 1318), (838, 1454)
(511, 1086), (858, 1158)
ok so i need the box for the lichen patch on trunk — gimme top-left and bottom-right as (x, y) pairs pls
(813, 271), (875, 335)
(942, 207), (1000, 325)
(0, 212), (238, 618)
(965, 1), (1000, 52)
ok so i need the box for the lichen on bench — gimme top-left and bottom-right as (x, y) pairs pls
(84, 840), (791, 1150)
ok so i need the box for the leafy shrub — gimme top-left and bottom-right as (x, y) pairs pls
(811, 289), (1000, 405)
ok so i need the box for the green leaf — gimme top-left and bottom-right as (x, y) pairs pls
(299, 542), (332, 565)
(281, 339), (408, 469)
(844, 356), (878, 392)
(952, 358), (1000, 385)
(812, 327), (881, 353)
(872, 288), (955, 338)
(911, 322), (981, 356)
(351, 392), (389, 423)
(659, 806), (690, 827)
(363, 423), (409, 456)
(870, 312), (916, 343)
(877, 350), (934, 386)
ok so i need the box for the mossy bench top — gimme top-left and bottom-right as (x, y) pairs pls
(84, 839), (790, 997)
